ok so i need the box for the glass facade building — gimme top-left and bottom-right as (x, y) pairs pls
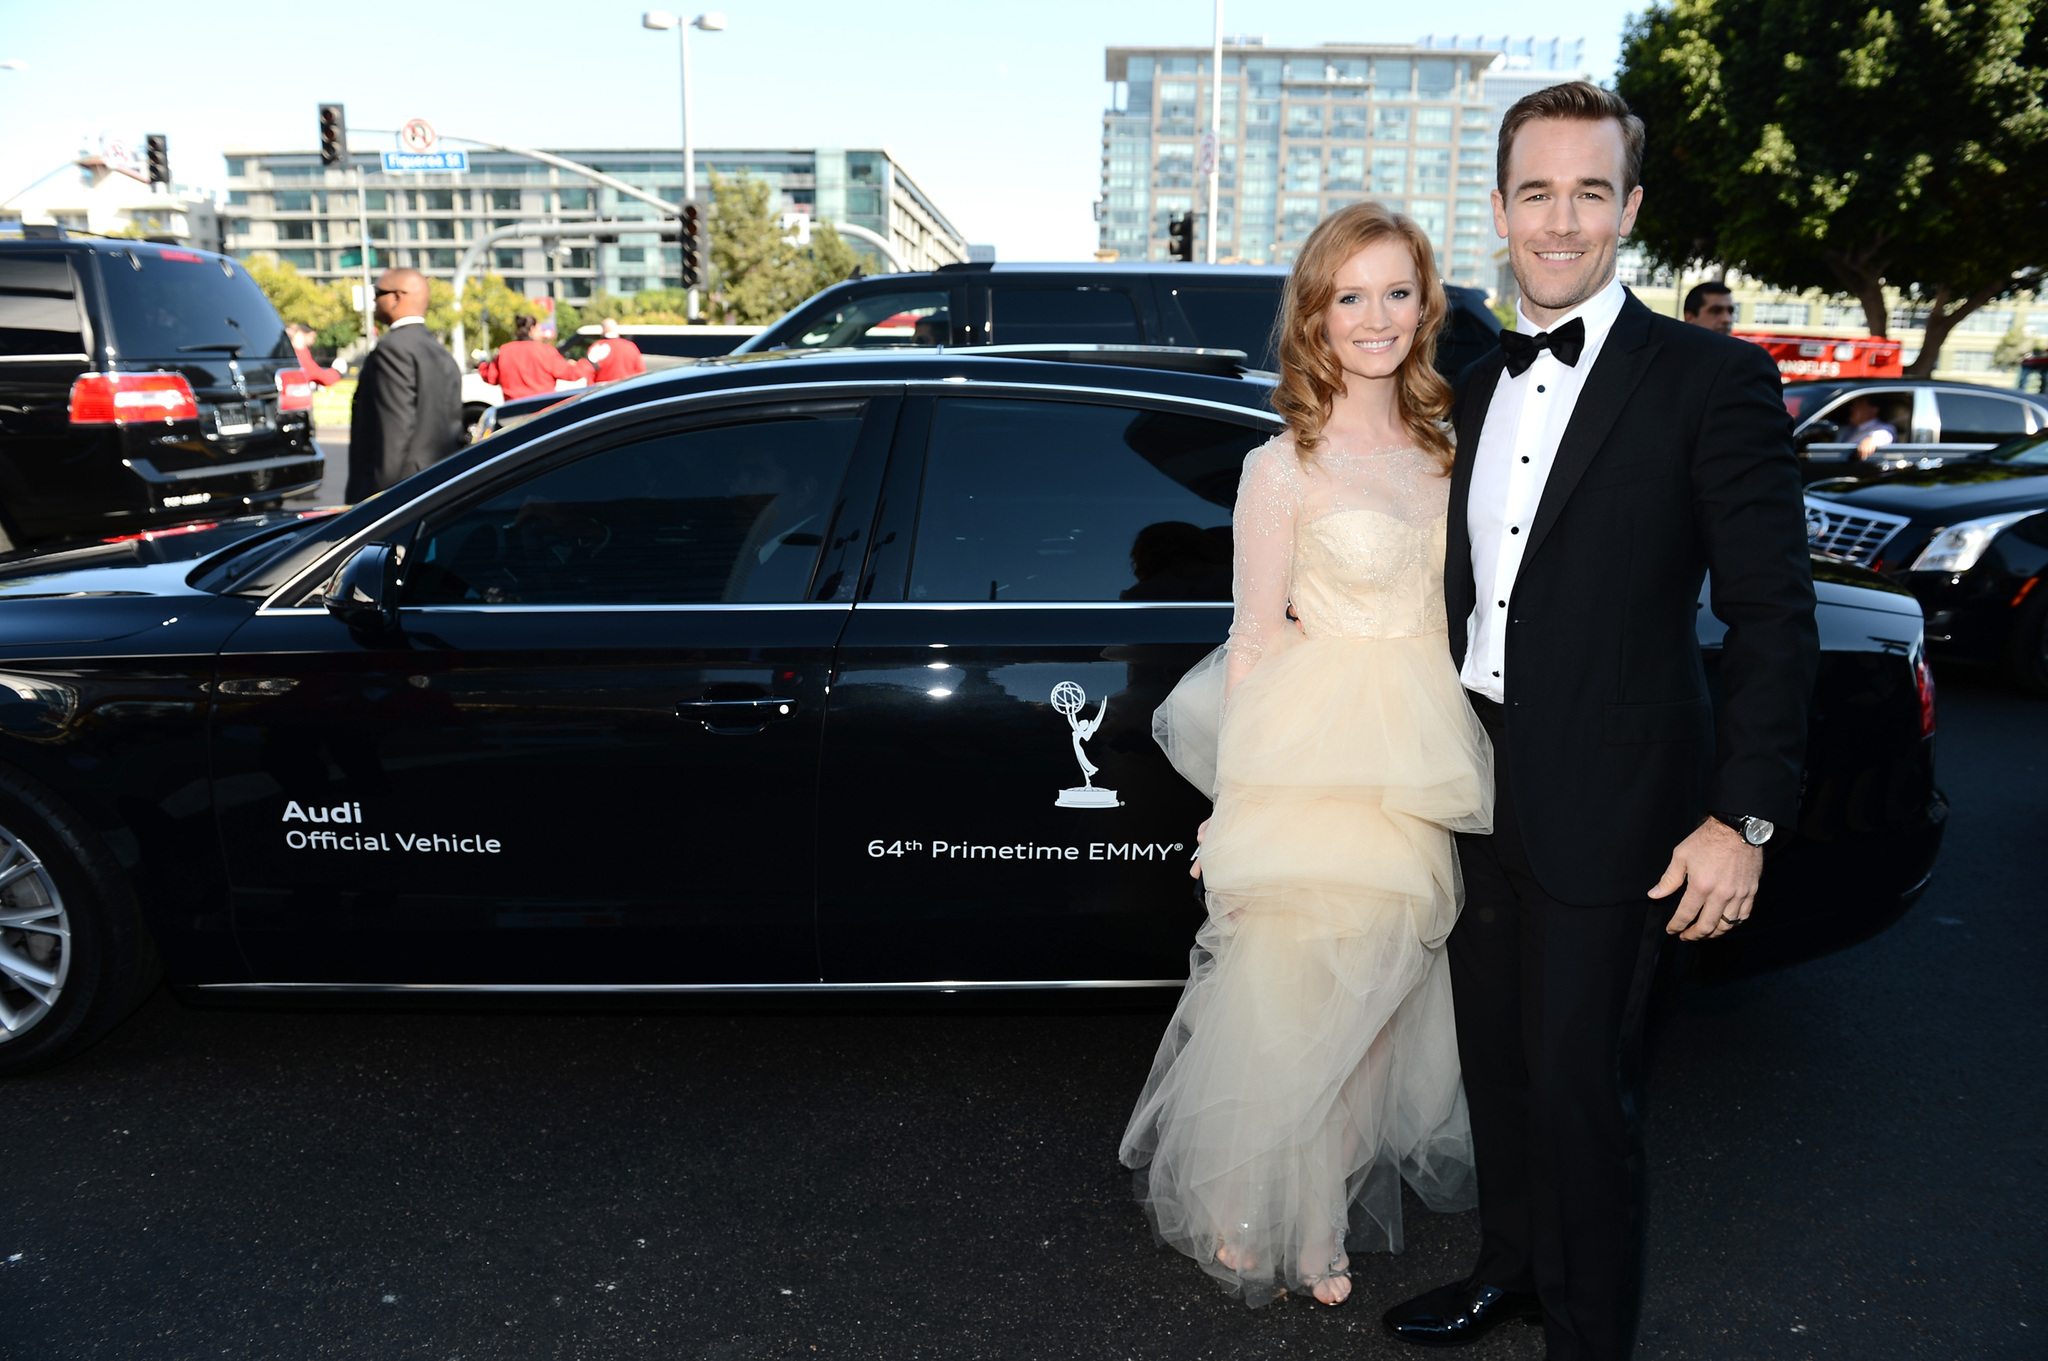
(1101, 41), (1502, 285)
(219, 146), (968, 298)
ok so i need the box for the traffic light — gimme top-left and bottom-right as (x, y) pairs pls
(1168, 212), (1196, 262)
(677, 201), (702, 288)
(318, 103), (347, 167)
(144, 135), (170, 187)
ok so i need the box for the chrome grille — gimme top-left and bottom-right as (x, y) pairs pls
(1805, 496), (1912, 568)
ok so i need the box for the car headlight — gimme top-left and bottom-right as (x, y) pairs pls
(1908, 508), (2044, 573)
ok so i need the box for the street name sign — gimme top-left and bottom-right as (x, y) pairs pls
(383, 150), (468, 173)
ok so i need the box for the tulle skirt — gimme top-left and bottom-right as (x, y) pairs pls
(1121, 630), (1493, 1306)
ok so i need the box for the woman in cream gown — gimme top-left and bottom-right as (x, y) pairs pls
(1121, 203), (1493, 1308)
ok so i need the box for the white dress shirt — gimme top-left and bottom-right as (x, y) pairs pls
(387, 315), (425, 330)
(1462, 277), (1628, 702)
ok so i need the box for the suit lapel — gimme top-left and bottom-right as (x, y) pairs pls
(1445, 350), (1506, 666)
(1523, 293), (1661, 563)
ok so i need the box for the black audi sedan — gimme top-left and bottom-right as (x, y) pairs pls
(1804, 435), (2048, 694)
(0, 347), (1943, 1073)
(0, 234), (325, 551)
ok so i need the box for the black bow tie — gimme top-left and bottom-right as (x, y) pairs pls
(1499, 317), (1586, 378)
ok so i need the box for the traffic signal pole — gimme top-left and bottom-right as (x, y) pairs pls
(1207, 0), (1221, 264)
(319, 105), (375, 342)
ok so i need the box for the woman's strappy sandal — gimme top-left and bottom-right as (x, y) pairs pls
(1300, 1253), (1352, 1306)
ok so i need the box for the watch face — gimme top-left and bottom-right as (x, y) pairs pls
(1744, 818), (1774, 845)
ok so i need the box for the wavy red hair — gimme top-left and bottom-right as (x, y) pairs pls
(1272, 202), (1455, 472)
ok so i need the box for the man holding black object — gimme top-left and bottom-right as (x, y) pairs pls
(346, 267), (464, 502)
(1380, 83), (1816, 1360)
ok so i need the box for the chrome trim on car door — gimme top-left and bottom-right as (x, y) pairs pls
(125, 452), (324, 483)
(854, 601), (1233, 612)
(194, 978), (1188, 994)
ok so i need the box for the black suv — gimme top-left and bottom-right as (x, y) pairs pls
(732, 261), (1504, 375)
(0, 233), (324, 551)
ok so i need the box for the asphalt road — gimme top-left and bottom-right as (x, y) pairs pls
(302, 428), (350, 506)
(4, 672), (2041, 1361)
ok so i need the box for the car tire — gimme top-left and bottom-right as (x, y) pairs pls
(2006, 586), (2048, 698)
(0, 769), (158, 1077)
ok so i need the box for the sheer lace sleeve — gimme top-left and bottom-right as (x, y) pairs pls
(1225, 440), (1300, 697)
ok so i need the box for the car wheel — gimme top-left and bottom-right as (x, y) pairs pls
(2006, 585), (2048, 698)
(0, 771), (157, 1077)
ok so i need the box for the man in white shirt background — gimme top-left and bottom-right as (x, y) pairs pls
(1380, 83), (1818, 1361)
(1839, 393), (1900, 459)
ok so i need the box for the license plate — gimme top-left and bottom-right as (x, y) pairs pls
(214, 403), (255, 437)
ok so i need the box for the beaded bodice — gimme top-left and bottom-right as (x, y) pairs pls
(1226, 434), (1452, 678)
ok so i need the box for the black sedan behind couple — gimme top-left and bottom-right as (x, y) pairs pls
(0, 330), (1944, 1075)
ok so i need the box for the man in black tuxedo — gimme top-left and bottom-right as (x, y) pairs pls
(1381, 84), (1817, 1360)
(345, 267), (464, 502)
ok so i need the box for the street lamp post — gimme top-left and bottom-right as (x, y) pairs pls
(642, 9), (725, 321)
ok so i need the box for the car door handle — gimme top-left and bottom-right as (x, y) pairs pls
(676, 697), (799, 731)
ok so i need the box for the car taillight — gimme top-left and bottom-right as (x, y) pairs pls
(101, 520), (223, 544)
(68, 371), (199, 424)
(276, 369), (315, 411)
(1913, 653), (1937, 738)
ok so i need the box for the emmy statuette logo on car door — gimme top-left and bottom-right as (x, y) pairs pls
(1051, 681), (1121, 808)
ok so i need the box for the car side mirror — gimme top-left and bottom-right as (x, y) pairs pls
(322, 542), (402, 635)
(1796, 419), (1840, 450)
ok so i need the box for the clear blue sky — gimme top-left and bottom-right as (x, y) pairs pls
(0, 0), (1640, 260)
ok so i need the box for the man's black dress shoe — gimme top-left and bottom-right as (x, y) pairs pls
(1382, 1276), (1542, 1347)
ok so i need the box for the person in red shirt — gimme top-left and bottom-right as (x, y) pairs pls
(286, 323), (343, 385)
(478, 315), (594, 400)
(586, 318), (648, 384)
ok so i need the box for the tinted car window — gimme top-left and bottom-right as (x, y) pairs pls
(406, 403), (865, 606)
(638, 333), (750, 359)
(990, 287), (1145, 345)
(1937, 392), (2032, 443)
(98, 250), (291, 362)
(1783, 385), (1849, 422)
(908, 397), (1265, 602)
(1169, 286), (1279, 367)
(0, 254), (89, 359)
(791, 290), (951, 348)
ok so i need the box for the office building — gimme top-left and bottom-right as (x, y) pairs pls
(218, 146), (968, 298)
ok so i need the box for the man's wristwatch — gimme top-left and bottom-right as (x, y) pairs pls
(1711, 812), (1775, 846)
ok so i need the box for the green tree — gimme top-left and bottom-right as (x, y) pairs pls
(1617, 0), (2048, 375)
(705, 172), (865, 324)
(1993, 306), (2037, 368)
(462, 274), (544, 354)
(246, 254), (353, 341)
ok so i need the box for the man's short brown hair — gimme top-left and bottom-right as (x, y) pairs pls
(1496, 80), (1646, 195)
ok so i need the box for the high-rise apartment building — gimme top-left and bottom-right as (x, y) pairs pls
(1102, 41), (1503, 284)
(219, 146), (967, 299)
(1101, 37), (1594, 289)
